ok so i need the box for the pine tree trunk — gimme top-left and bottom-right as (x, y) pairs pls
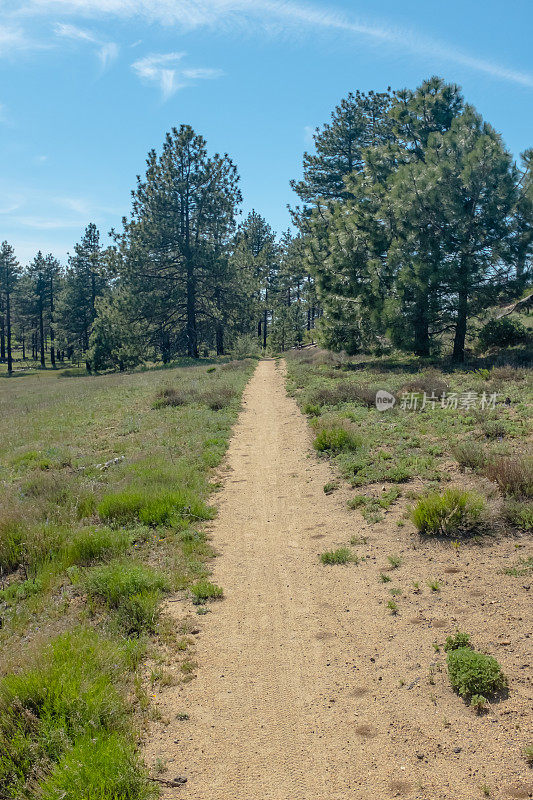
(39, 297), (45, 368)
(216, 324), (224, 356)
(0, 317), (5, 361)
(453, 287), (468, 363)
(21, 327), (25, 360)
(6, 287), (12, 374)
(413, 296), (430, 357)
(186, 264), (198, 359)
(50, 274), (56, 368)
(262, 308), (267, 349)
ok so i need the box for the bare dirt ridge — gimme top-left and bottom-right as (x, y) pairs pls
(145, 359), (532, 800)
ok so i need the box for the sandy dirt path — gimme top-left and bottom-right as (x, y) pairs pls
(146, 359), (532, 800)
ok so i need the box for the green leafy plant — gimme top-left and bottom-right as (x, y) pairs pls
(320, 547), (356, 565)
(444, 631), (471, 652)
(387, 554), (402, 569)
(313, 422), (362, 454)
(447, 647), (507, 700)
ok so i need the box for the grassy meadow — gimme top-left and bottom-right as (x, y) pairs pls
(0, 358), (255, 799)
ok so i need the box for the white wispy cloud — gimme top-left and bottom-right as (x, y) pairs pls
(131, 52), (223, 99)
(54, 20), (118, 69)
(19, 0), (533, 88)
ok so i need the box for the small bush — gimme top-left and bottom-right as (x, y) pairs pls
(482, 419), (511, 439)
(447, 647), (507, 699)
(485, 454), (533, 499)
(502, 499), (533, 531)
(313, 421), (362, 454)
(411, 489), (486, 536)
(190, 580), (223, 604)
(444, 631), (471, 652)
(452, 440), (487, 472)
(197, 385), (237, 410)
(401, 370), (449, 398)
(153, 385), (190, 408)
(320, 547), (355, 565)
(98, 489), (211, 526)
(478, 316), (527, 350)
(39, 732), (152, 800)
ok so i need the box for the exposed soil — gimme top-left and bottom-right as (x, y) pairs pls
(145, 359), (532, 800)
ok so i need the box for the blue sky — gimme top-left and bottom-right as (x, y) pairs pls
(1, 0), (533, 264)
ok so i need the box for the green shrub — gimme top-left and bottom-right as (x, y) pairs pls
(444, 631), (471, 652)
(190, 580), (223, 604)
(447, 647), (507, 699)
(478, 316), (527, 350)
(451, 440), (487, 472)
(98, 489), (211, 527)
(313, 422), (362, 454)
(481, 419), (510, 439)
(84, 561), (170, 609)
(68, 526), (130, 566)
(502, 499), (533, 531)
(411, 489), (486, 536)
(320, 547), (355, 565)
(40, 731), (153, 800)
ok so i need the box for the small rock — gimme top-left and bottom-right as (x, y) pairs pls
(453, 747), (462, 754)
(173, 776), (187, 785)
(416, 752), (424, 760)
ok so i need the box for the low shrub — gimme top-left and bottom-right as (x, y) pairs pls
(451, 440), (487, 472)
(313, 421), (362, 454)
(444, 631), (471, 652)
(447, 647), (507, 699)
(153, 385), (190, 408)
(478, 316), (527, 350)
(154, 382), (237, 411)
(197, 384), (237, 410)
(400, 370), (449, 398)
(307, 382), (376, 408)
(320, 547), (355, 565)
(411, 489), (486, 536)
(502, 499), (533, 531)
(190, 580), (223, 604)
(481, 419), (510, 439)
(485, 454), (533, 499)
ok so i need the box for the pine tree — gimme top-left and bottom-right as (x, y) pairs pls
(57, 224), (107, 357)
(117, 125), (241, 359)
(0, 242), (20, 374)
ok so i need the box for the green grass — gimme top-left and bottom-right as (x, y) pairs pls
(190, 580), (224, 604)
(0, 357), (254, 797)
(0, 628), (144, 799)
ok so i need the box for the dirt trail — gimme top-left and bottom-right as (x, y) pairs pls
(146, 359), (532, 800)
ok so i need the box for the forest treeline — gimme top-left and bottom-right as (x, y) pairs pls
(1, 76), (532, 373)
